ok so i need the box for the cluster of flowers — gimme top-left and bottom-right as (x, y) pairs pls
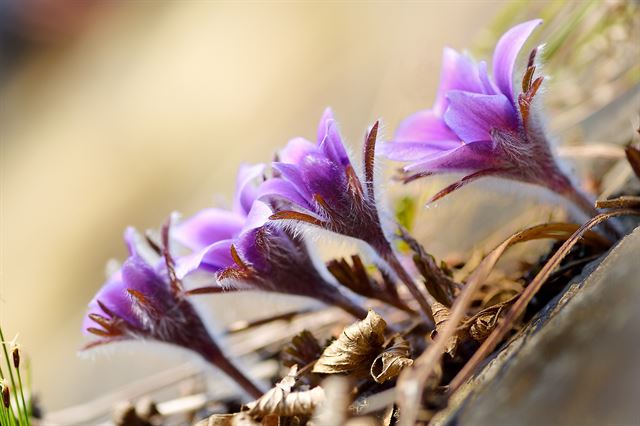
(83, 19), (598, 398)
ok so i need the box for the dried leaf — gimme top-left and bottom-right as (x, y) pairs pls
(399, 228), (459, 306)
(449, 209), (640, 395)
(196, 412), (264, 426)
(467, 304), (506, 342)
(430, 302), (461, 356)
(312, 376), (352, 426)
(246, 366), (325, 417)
(397, 222), (610, 426)
(371, 337), (413, 383)
(313, 310), (386, 377)
(625, 144), (640, 179)
(326, 256), (413, 313)
(281, 330), (322, 369)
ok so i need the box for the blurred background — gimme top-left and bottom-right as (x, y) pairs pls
(0, 0), (637, 421)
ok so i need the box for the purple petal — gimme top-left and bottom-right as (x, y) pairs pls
(279, 137), (316, 164)
(317, 107), (334, 144)
(243, 201), (272, 232)
(319, 120), (350, 167)
(257, 178), (313, 211)
(395, 109), (458, 143)
(478, 61), (498, 95)
(176, 239), (234, 278)
(444, 91), (517, 143)
(272, 162), (313, 200)
(433, 48), (485, 115)
(234, 163), (266, 215)
(83, 268), (140, 334)
(174, 208), (245, 251)
(492, 19), (542, 102)
(379, 140), (460, 162)
(403, 140), (498, 175)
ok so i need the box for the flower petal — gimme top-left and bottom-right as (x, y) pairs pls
(319, 120), (350, 167)
(257, 178), (314, 211)
(492, 19), (542, 102)
(234, 163), (266, 215)
(444, 91), (517, 143)
(434, 48), (485, 115)
(279, 137), (316, 164)
(176, 239), (234, 278)
(380, 140), (460, 162)
(394, 109), (458, 143)
(403, 140), (497, 175)
(174, 208), (245, 251)
(272, 162), (313, 200)
(317, 107), (334, 143)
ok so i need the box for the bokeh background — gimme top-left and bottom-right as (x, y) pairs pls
(1, 0), (637, 421)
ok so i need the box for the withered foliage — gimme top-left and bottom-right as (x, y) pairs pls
(312, 310), (386, 377)
(327, 255), (413, 313)
(245, 366), (325, 418)
(370, 337), (413, 384)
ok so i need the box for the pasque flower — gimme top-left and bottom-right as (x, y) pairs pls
(82, 226), (265, 399)
(261, 108), (439, 322)
(172, 164), (369, 319)
(381, 19), (600, 220)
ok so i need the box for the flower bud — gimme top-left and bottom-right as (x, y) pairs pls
(12, 345), (20, 369)
(1, 380), (9, 408)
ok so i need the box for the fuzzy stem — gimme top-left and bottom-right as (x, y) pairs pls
(376, 245), (435, 327)
(560, 183), (624, 239)
(200, 345), (265, 400)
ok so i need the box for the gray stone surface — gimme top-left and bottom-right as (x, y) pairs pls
(434, 226), (640, 426)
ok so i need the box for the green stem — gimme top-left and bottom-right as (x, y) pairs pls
(0, 327), (23, 426)
(15, 368), (28, 425)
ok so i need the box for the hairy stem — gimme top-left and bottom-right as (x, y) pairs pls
(560, 183), (624, 239)
(320, 289), (369, 320)
(377, 245), (434, 327)
(200, 345), (265, 400)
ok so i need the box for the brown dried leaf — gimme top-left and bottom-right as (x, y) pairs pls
(281, 330), (322, 369)
(625, 144), (640, 179)
(196, 412), (266, 426)
(399, 228), (459, 306)
(245, 366), (325, 417)
(326, 255), (413, 313)
(312, 310), (386, 377)
(431, 302), (462, 356)
(467, 304), (507, 342)
(371, 337), (413, 383)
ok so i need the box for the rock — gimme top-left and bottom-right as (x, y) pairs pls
(434, 226), (640, 426)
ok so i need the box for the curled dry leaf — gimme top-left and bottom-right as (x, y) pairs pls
(431, 302), (462, 356)
(467, 304), (506, 342)
(245, 366), (325, 417)
(371, 337), (413, 383)
(313, 310), (386, 377)
(196, 412), (264, 426)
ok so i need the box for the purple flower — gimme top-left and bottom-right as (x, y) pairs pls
(381, 19), (598, 219)
(83, 227), (265, 399)
(261, 109), (436, 322)
(173, 164), (369, 319)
